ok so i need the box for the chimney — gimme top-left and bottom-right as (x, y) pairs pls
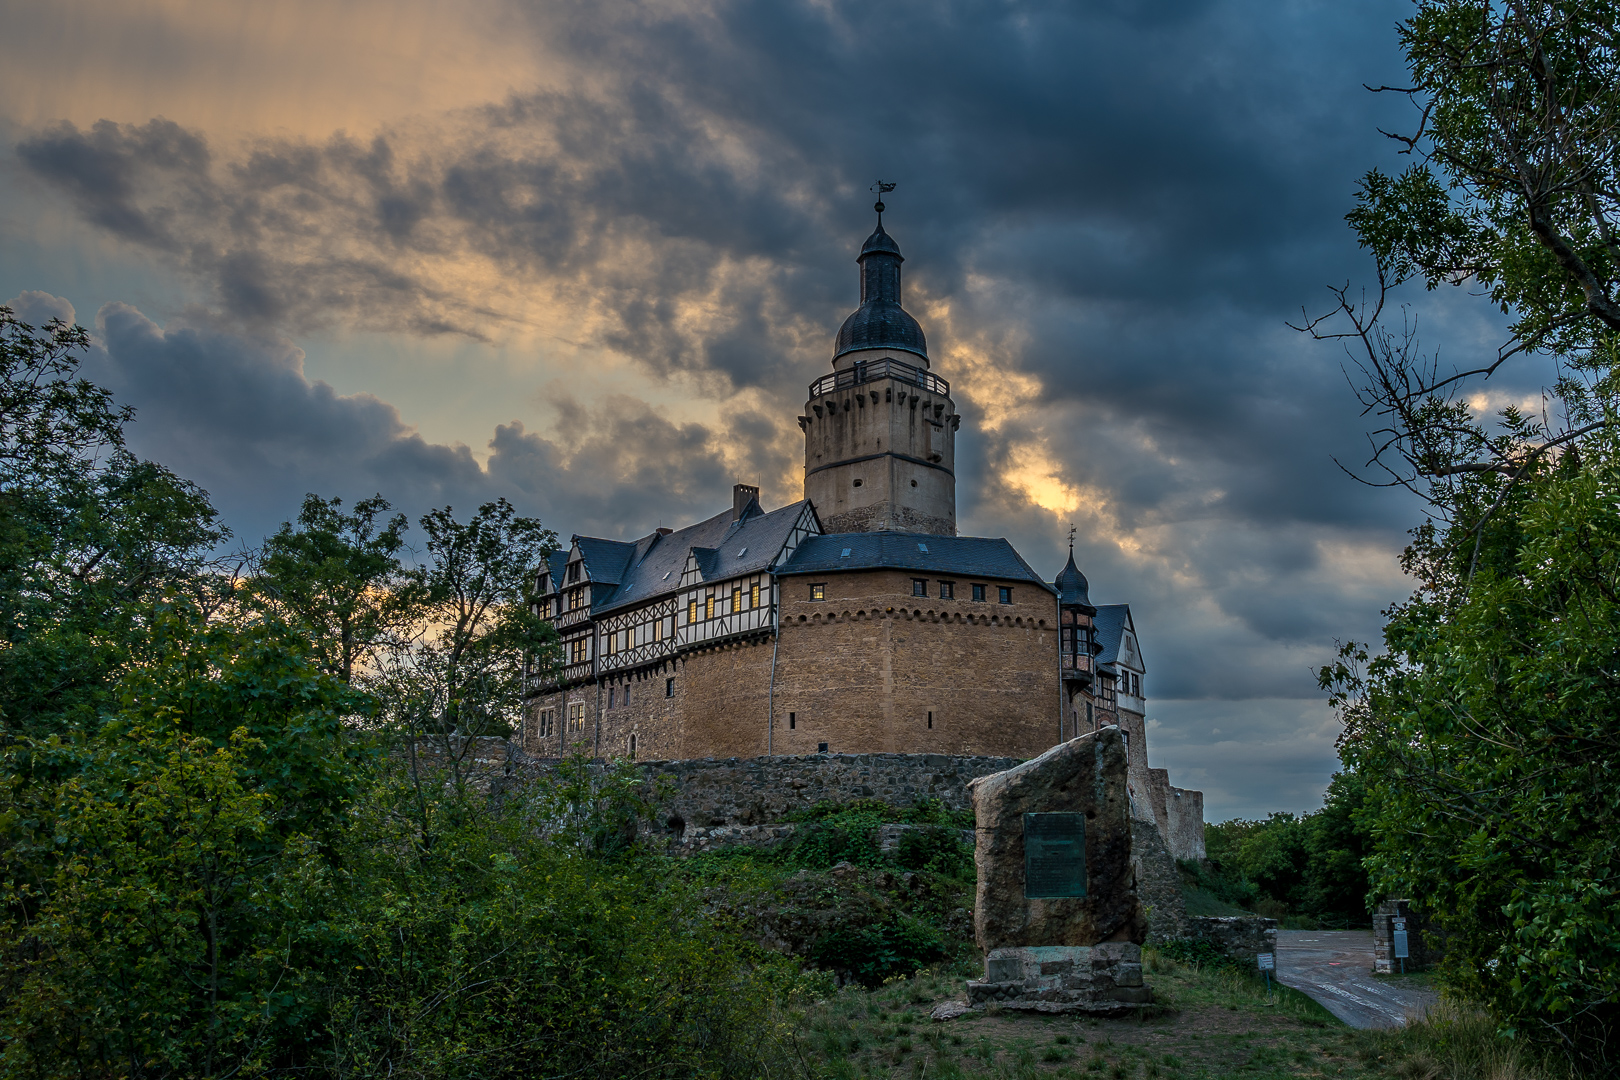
(656, 527), (673, 536)
(732, 483), (760, 520)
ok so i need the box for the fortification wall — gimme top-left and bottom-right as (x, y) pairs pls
(1166, 786), (1205, 861)
(1130, 819), (1187, 943)
(632, 751), (1022, 828)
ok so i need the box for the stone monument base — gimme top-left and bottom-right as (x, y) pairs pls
(941, 943), (1153, 1018)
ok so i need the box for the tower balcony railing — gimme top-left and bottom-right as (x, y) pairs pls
(808, 356), (948, 399)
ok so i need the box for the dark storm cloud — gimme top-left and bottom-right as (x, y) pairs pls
(67, 297), (783, 550)
(11, 0), (1453, 814)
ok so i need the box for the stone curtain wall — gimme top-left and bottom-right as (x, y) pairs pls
(636, 752), (1022, 828)
(1131, 820), (1187, 943)
(1184, 916), (1279, 967)
(1166, 787), (1205, 861)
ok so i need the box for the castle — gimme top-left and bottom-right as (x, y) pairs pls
(523, 207), (1204, 859)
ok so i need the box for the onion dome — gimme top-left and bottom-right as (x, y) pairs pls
(833, 222), (929, 362)
(1055, 549), (1095, 613)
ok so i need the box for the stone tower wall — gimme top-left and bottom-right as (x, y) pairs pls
(802, 348), (956, 536)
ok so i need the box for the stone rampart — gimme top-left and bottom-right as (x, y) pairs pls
(1184, 916), (1278, 967)
(1166, 787), (1205, 861)
(1131, 820), (1187, 943)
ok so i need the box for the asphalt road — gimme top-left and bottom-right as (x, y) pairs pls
(1273, 930), (1438, 1029)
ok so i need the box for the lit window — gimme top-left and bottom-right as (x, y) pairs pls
(999, 586), (1013, 604)
(972, 584), (986, 602)
(732, 585), (742, 612)
(687, 599), (698, 625)
(912, 579), (927, 597)
(705, 595), (715, 620)
(751, 582), (761, 609)
(811, 584), (826, 601)
(654, 617), (665, 642)
(939, 581), (954, 600)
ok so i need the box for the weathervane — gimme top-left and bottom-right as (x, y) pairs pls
(1068, 524), (1077, 554)
(871, 179), (896, 220)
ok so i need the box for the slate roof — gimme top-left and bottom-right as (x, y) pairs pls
(778, 532), (1055, 593)
(1054, 550), (1095, 611)
(835, 223), (929, 362)
(1093, 604), (1132, 668)
(577, 499), (815, 616)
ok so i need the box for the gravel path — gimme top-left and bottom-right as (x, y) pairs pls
(1274, 930), (1438, 1029)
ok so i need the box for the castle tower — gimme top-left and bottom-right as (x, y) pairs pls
(799, 210), (959, 536)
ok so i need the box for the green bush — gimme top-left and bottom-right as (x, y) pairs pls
(808, 915), (948, 988)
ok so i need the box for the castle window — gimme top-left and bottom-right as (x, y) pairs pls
(608, 687), (616, 708)
(912, 579), (927, 597)
(570, 701), (585, 731)
(1086, 701), (1094, 728)
(939, 581), (954, 600)
(732, 585), (742, 612)
(666, 677), (675, 698)
(539, 709), (555, 737)
(789, 712), (796, 729)
(705, 594), (716, 620)
(751, 582), (761, 609)
(927, 711), (933, 729)
(998, 586), (1013, 604)
(625, 685), (631, 705)
(567, 562), (581, 583)
(818, 743), (829, 753)
(810, 584), (826, 601)
(629, 733), (637, 759)
(972, 584), (986, 602)
(687, 599), (698, 625)
(654, 617), (666, 642)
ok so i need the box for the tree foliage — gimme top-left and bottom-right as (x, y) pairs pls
(0, 308), (226, 737)
(0, 312), (802, 1078)
(1306, 3), (1620, 1068)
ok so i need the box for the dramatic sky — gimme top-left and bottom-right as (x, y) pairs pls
(2, 0), (1492, 820)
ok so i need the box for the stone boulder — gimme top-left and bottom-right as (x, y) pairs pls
(969, 726), (1146, 951)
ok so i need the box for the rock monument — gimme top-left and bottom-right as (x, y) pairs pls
(940, 726), (1153, 1017)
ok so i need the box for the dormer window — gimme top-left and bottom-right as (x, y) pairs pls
(567, 562), (581, 583)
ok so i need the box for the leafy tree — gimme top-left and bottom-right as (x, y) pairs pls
(1301, 3), (1620, 1067)
(373, 500), (558, 796)
(246, 493), (423, 684)
(0, 308), (225, 737)
(1300, 771), (1372, 924)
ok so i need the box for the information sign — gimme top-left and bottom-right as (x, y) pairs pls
(1393, 929), (1409, 959)
(1022, 813), (1087, 898)
(1256, 952), (1275, 971)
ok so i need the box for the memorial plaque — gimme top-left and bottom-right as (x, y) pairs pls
(1022, 812), (1087, 898)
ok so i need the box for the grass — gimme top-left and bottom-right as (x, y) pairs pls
(793, 948), (1583, 1079)
(1179, 884), (1253, 918)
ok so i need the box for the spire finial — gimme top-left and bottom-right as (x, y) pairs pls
(1068, 523), (1076, 556)
(870, 179), (896, 221)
